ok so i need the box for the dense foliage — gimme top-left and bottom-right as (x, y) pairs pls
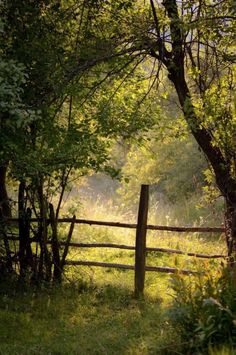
(0, 0), (160, 280)
(0, 0), (235, 269)
(170, 268), (236, 353)
(0, 2), (236, 353)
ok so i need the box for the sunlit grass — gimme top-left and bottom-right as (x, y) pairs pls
(0, 197), (228, 354)
(61, 197), (226, 300)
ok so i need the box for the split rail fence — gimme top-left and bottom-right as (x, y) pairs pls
(4, 185), (226, 297)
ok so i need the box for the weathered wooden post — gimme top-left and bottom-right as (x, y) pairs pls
(134, 184), (149, 298)
(25, 207), (33, 267)
(18, 183), (33, 276)
(49, 203), (61, 283)
(0, 208), (13, 272)
(18, 181), (26, 277)
(60, 215), (76, 270)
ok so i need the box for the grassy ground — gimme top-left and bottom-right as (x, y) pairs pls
(0, 279), (183, 355)
(0, 199), (229, 354)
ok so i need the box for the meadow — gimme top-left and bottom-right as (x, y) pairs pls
(63, 196), (226, 295)
(0, 198), (230, 354)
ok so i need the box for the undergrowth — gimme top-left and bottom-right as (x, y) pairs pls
(169, 266), (236, 354)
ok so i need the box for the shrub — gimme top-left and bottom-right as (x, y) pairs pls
(169, 265), (236, 353)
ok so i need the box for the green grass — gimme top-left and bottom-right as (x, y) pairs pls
(0, 199), (229, 354)
(0, 280), (183, 355)
(64, 222), (226, 299)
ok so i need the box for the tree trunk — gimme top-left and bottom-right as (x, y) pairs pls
(225, 198), (236, 262)
(0, 166), (11, 218)
(170, 72), (236, 260)
(154, 0), (236, 260)
(38, 181), (51, 281)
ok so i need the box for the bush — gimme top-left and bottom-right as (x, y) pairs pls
(169, 266), (236, 353)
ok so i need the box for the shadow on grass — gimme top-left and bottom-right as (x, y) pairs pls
(0, 279), (182, 355)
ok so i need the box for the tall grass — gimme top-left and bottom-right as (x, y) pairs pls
(60, 196), (226, 300)
(0, 196), (229, 354)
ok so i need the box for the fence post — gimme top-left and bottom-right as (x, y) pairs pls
(60, 215), (76, 270)
(134, 184), (149, 298)
(18, 181), (26, 277)
(49, 203), (61, 283)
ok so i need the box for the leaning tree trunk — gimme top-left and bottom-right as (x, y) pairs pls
(171, 72), (236, 261)
(225, 195), (236, 262)
(0, 166), (11, 218)
(154, 0), (236, 262)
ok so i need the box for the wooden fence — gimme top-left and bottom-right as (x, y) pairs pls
(63, 185), (225, 297)
(4, 184), (226, 297)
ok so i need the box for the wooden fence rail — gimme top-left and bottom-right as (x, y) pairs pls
(4, 237), (225, 259)
(6, 218), (224, 233)
(2, 184), (226, 297)
(65, 260), (200, 275)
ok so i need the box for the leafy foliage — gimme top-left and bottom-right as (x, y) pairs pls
(0, 0), (157, 192)
(169, 267), (236, 353)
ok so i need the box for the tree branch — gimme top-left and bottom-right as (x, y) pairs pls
(150, 0), (171, 64)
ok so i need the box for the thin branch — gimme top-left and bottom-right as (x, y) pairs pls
(78, 53), (141, 107)
(150, 0), (171, 64)
(189, 15), (236, 25)
(96, 55), (147, 117)
(55, 167), (72, 220)
(68, 95), (73, 129)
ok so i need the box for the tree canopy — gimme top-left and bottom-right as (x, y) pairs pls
(0, 0), (236, 272)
